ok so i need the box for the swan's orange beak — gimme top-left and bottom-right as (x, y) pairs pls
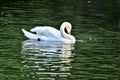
(68, 32), (71, 35)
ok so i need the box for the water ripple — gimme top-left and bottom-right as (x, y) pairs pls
(21, 40), (75, 79)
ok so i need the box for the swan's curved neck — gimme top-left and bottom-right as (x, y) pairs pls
(60, 24), (69, 39)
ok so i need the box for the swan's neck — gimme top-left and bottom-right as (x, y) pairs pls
(60, 25), (69, 39)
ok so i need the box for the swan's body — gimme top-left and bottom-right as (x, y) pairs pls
(22, 22), (76, 43)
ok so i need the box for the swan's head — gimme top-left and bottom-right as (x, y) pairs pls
(61, 22), (72, 34)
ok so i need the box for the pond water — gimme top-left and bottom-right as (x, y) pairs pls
(0, 0), (120, 80)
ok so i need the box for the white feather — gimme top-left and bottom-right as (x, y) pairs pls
(22, 22), (76, 43)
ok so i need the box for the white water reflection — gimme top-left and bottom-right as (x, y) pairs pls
(21, 40), (75, 80)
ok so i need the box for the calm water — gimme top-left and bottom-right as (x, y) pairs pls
(0, 0), (120, 80)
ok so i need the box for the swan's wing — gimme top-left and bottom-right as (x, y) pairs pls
(22, 29), (39, 39)
(44, 27), (61, 38)
(30, 26), (61, 39)
(22, 29), (49, 40)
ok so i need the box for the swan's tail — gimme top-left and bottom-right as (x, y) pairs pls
(21, 29), (39, 40)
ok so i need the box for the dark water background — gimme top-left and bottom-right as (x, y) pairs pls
(0, 0), (120, 80)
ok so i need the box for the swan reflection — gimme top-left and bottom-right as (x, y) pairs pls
(21, 40), (74, 79)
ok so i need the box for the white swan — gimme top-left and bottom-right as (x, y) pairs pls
(22, 22), (76, 43)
